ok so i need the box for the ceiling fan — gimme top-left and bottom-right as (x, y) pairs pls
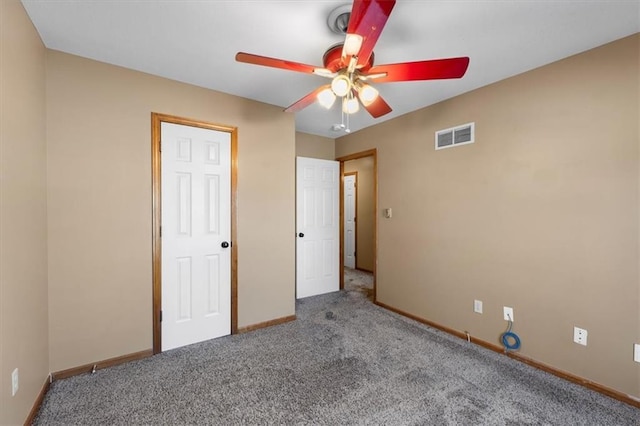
(235, 0), (469, 119)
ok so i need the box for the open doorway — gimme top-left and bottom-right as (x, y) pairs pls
(337, 149), (377, 302)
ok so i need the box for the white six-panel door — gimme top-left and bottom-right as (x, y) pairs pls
(344, 174), (356, 269)
(296, 157), (339, 299)
(161, 122), (231, 351)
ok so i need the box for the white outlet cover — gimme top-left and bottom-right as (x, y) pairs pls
(634, 344), (640, 363)
(574, 327), (588, 346)
(474, 300), (483, 314)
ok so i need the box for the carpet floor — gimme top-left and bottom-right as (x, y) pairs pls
(35, 280), (639, 425)
(343, 267), (373, 300)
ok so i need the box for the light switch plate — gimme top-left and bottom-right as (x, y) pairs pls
(474, 300), (483, 314)
(634, 344), (640, 363)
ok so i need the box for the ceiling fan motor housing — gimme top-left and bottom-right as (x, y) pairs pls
(322, 44), (374, 72)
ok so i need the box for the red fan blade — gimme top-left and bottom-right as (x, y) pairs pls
(236, 52), (319, 74)
(358, 92), (392, 118)
(284, 85), (330, 113)
(368, 57), (470, 83)
(346, 0), (396, 68)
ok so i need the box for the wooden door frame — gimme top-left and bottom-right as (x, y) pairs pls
(337, 149), (377, 302)
(343, 171), (358, 269)
(151, 112), (238, 355)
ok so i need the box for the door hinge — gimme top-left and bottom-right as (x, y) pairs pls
(159, 226), (162, 237)
(160, 310), (163, 322)
(159, 140), (162, 152)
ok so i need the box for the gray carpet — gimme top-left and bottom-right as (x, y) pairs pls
(35, 283), (639, 425)
(344, 267), (373, 300)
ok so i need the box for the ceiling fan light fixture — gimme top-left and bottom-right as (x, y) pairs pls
(343, 96), (360, 114)
(236, 0), (468, 123)
(357, 83), (379, 106)
(317, 88), (337, 109)
(343, 34), (363, 57)
(331, 74), (351, 97)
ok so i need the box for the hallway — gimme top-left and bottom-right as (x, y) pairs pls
(343, 267), (373, 300)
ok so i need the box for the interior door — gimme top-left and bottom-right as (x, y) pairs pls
(344, 173), (356, 269)
(296, 157), (339, 298)
(161, 122), (231, 351)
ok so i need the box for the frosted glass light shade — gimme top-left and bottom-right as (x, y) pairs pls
(317, 88), (336, 109)
(343, 97), (360, 114)
(343, 34), (363, 56)
(331, 75), (351, 97)
(358, 84), (379, 106)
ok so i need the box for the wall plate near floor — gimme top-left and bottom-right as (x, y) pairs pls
(474, 300), (483, 314)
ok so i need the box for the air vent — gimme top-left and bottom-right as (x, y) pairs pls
(435, 122), (475, 150)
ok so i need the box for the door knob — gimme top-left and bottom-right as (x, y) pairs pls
(298, 233), (304, 238)
(221, 241), (230, 248)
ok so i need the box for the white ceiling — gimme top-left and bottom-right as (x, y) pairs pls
(21, 0), (639, 138)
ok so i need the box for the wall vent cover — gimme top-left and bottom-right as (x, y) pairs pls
(435, 122), (475, 150)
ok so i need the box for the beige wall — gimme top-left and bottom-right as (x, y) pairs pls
(336, 34), (640, 397)
(0, 1), (49, 424)
(46, 51), (296, 371)
(344, 157), (375, 271)
(1, 4), (637, 419)
(295, 132), (335, 160)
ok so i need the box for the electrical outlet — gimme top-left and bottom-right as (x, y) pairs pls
(474, 300), (483, 314)
(11, 368), (18, 396)
(503, 306), (514, 321)
(574, 327), (588, 346)
(634, 344), (640, 363)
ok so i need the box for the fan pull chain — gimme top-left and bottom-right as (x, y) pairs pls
(345, 110), (350, 133)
